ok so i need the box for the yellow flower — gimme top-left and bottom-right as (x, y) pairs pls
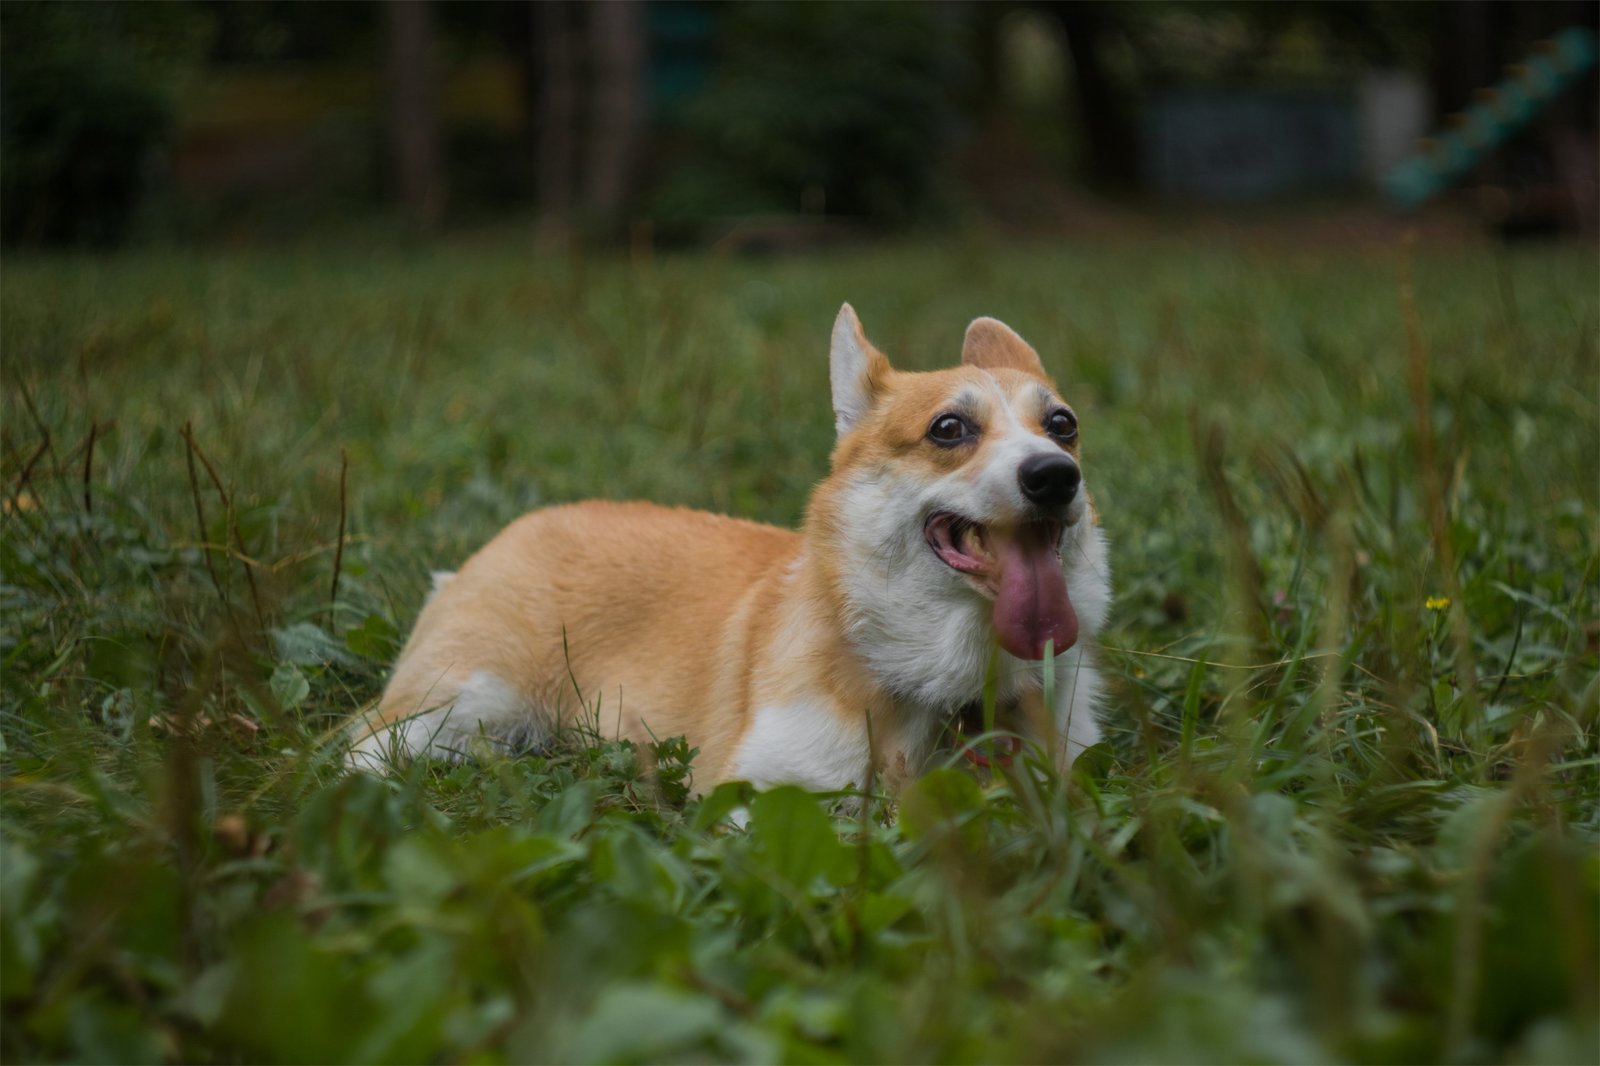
(1425, 596), (1451, 611)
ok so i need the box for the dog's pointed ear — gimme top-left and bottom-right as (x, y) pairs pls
(962, 317), (1047, 378)
(830, 303), (890, 436)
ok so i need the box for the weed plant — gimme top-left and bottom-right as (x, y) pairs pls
(2, 233), (1596, 1063)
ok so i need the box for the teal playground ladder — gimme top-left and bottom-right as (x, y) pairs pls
(1384, 27), (1598, 210)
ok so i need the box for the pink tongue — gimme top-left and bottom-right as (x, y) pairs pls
(991, 526), (1078, 661)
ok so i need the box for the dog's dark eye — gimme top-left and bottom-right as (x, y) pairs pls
(927, 413), (974, 446)
(1045, 408), (1078, 444)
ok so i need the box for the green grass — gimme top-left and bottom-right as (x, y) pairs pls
(2, 231), (1597, 1064)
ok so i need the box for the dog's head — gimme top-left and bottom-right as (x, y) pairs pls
(808, 304), (1109, 706)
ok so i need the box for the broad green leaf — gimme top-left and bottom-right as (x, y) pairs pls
(533, 779), (601, 838)
(272, 621), (357, 668)
(691, 780), (753, 833)
(62, 991), (164, 1065)
(346, 613), (401, 662)
(593, 828), (688, 907)
(385, 835), (456, 902)
(559, 982), (724, 1064)
(899, 767), (985, 845)
(748, 786), (848, 888)
(270, 662), (310, 710)
(213, 916), (365, 1063)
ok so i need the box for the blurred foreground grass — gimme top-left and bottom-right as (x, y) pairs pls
(2, 233), (1597, 1063)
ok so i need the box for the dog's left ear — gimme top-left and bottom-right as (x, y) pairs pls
(962, 317), (1047, 379)
(831, 303), (890, 436)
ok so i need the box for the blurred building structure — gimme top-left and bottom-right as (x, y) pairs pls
(1144, 89), (1363, 202)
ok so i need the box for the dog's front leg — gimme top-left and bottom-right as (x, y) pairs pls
(1047, 647), (1104, 773)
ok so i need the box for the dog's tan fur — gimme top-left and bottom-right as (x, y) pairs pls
(350, 306), (1110, 791)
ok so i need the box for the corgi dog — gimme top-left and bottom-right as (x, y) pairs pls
(349, 305), (1111, 791)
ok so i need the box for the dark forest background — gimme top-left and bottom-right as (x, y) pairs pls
(2, 0), (1597, 249)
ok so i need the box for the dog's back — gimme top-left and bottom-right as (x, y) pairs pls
(353, 500), (800, 776)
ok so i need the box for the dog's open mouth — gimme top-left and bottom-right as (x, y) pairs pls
(924, 511), (1079, 661)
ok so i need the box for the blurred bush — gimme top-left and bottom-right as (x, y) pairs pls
(647, 1), (967, 235)
(1, 2), (209, 247)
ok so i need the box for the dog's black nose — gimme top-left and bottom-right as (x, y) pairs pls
(1018, 453), (1080, 508)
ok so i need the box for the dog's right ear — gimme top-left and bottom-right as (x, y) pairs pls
(830, 303), (890, 436)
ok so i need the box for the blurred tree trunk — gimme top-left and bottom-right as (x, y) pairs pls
(386, 0), (444, 230)
(1044, 1), (1138, 190)
(535, 0), (579, 244)
(583, 0), (645, 224)
(1430, 0), (1496, 119)
(969, 0), (1011, 119)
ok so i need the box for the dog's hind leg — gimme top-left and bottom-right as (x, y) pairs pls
(346, 669), (545, 772)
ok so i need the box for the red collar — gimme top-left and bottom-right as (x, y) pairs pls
(962, 734), (1021, 769)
